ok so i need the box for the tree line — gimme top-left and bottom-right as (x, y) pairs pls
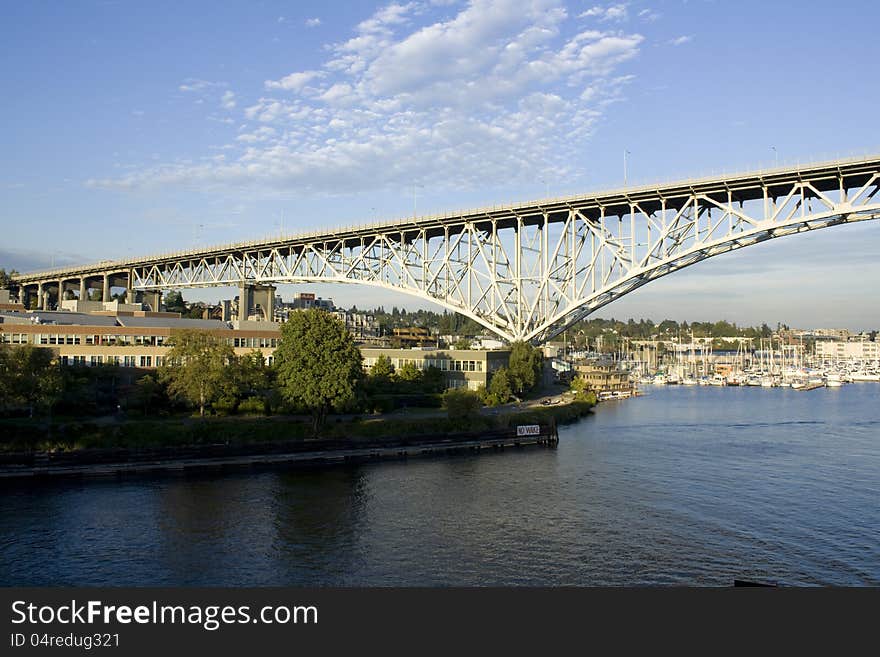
(0, 310), (546, 435)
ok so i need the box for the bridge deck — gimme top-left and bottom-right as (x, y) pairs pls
(14, 154), (880, 283)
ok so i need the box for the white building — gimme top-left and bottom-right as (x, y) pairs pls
(815, 340), (880, 360)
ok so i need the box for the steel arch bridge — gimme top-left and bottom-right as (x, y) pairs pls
(14, 155), (880, 344)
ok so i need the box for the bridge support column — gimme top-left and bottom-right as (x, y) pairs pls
(78, 278), (86, 300)
(238, 285), (253, 322)
(59, 280), (71, 304)
(253, 285), (275, 322)
(238, 284), (276, 322)
(102, 275), (110, 303)
(141, 291), (162, 312)
(37, 282), (44, 310)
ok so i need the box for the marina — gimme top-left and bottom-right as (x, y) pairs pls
(561, 335), (880, 398)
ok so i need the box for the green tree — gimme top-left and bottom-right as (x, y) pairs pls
(362, 353), (395, 406)
(420, 365), (446, 393)
(232, 350), (273, 412)
(0, 268), (20, 289)
(454, 337), (472, 350)
(442, 387), (482, 421)
(158, 329), (236, 416)
(369, 354), (394, 380)
(273, 309), (363, 435)
(0, 344), (62, 417)
(0, 346), (7, 404)
(131, 374), (162, 415)
(164, 290), (187, 314)
(570, 376), (597, 404)
(395, 361), (422, 383)
(485, 367), (512, 406)
(507, 341), (543, 396)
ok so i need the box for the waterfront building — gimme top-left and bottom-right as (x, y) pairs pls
(815, 339), (880, 361)
(573, 361), (631, 394)
(0, 310), (281, 369)
(0, 289), (26, 312)
(331, 309), (381, 341)
(391, 327), (434, 347)
(0, 307), (507, 391)
(792, 328), (852, 340)
(285, 292), (335, 311)
(361, 347), (509, 390)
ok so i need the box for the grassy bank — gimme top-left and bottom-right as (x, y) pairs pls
(0, 400), (594, 453)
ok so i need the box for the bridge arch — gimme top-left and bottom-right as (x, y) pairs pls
(13, 156), (880, 344)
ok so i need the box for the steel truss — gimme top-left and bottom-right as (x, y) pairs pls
(20, 157), (880, 344)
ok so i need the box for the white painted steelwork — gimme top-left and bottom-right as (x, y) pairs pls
(15, 156), (880, 344)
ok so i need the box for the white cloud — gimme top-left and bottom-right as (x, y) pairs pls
(236, 126), (276, 143)
(178, 78), (222, 93)
(579, 4), (629, 22)
(358, 3), (416, 34)
(95, 0), (646, 195)
(305, 17), (321, 28)
(221, 90), (236, 109)
(318, 83), (354, 104)
(265, 70), (322, 91)
(669, 35), (692, 46)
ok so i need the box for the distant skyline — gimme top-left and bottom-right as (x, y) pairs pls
(2, 1), (879, 330)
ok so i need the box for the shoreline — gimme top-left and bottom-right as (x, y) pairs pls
(0, 399), (594, 480)
(0, 423), (560, 480)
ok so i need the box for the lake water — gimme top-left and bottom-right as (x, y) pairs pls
(2, 384), (878, 586)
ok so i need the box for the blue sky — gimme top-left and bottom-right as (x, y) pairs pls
(2, 1), (879, 329)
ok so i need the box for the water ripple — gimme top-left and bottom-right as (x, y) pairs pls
(1, 385), (878, 586)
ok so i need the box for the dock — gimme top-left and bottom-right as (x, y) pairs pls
(793, 381), (825, 391)
(0, 423), (559, 480)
